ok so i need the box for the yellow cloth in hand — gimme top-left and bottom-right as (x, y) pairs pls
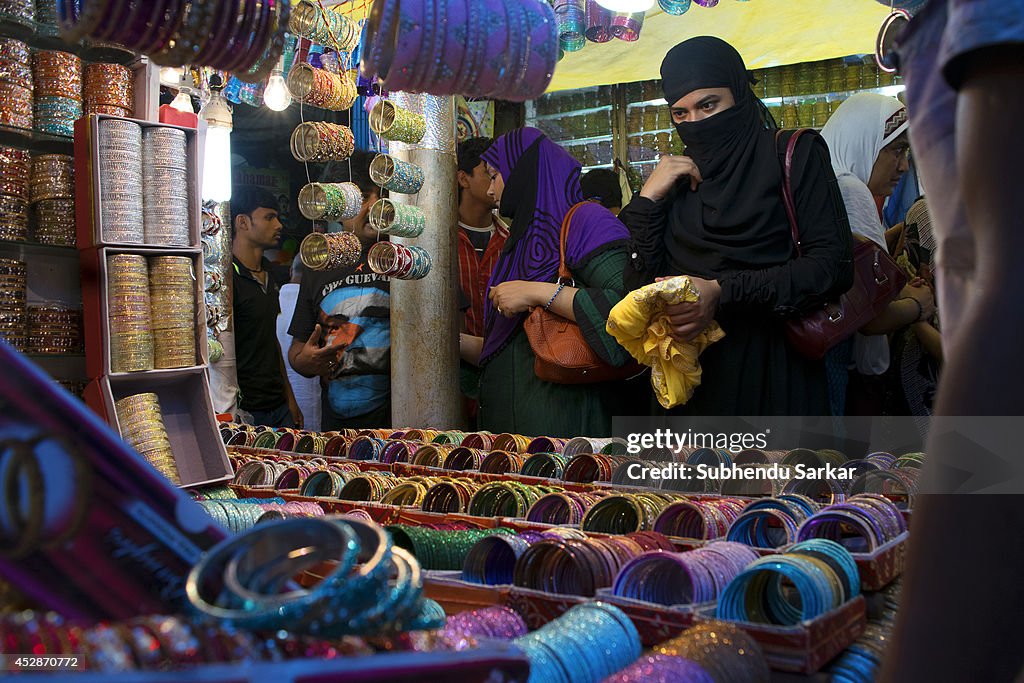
(606, 276), (726, 409)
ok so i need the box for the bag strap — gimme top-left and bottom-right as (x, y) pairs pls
(557, 202), (588, 283)
(775, 128), (814, 258)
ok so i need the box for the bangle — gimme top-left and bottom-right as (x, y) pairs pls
(544, 282), (566, 310)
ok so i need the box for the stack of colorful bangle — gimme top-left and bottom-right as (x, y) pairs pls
(781, 475), (848, 505)
(480, 450), (525, 474)
(299, 232), (362, 271)
(555, 0), (586, 52)
(513, 602), (641, 682)
(797, 493), (907, 552)
(605, 653), (715, 683)
(0, 0), (33, 24)
(866, 451), (899, 468)
(492, 433), (534, 453)
(386, 525), (516, 571)
(581, 493), (675, 533)
(513, 532), (673, 596)
(612, 541), (760, 606)
(298, 182), (362, 221)
(289, 0), (360, 52)
(849, 469), (918, 510)
(368, 197), (426, 236)
(658, 0), (693, 15)
(233, 459), (287, 486)
(652, 498), (748, 540)
(468, 481), (555, 518)
(526, 491), (608, 525)
(0, 38), (32, 130)
(360, 0), (558, 101)
(31, 50), (81, 137)
(519, 452), (569, 479)
(106, 253), (154, 371)
(611, 11), (645, 42)
(421, 479), (482, 513)
(367, 242), (432, 280)
(369, 156), (425, 196)
(411, 443), (456, 468)
(191, 486), (238, 500)
(584, 0), (614, 42)
(148, 256), (196, 368)
(440, 446), (486, 471)
(114, 393), (180, 484)
(725, 496), (819, 548)
(287, 63), (357, 110)
(338, 473), (401, 502)
(0, 611), (377, 672)
(0, 146), (30, 241)
(348, 435), (385, 460)
(58, 0), (289, 83)
(26, 303), (83, 354)
(98, 119), (144, 243)
(381, 439), (422, 464)
(187, 516), (445, 635)
(31, 196), (75, 245)
(717, 539), (859, 625)
(29, 154), (73, 204)
(654, 621), (771, 683)
(442, 606), (529, 642)
(369, 101), (427, 145)
(300, 468), (362, 497)
(463, 533), (536, 585)
(290, 122), (355, 162)
(562, 436), (627, 457)
(142, 127), (190, 246)
(562, 453), (630, 483)
(83, 63), (133, 117)
(379, 477), (438, 507)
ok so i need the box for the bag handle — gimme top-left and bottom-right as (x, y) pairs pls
(775, 128), (813, 258)
(557, 202), (589, 283)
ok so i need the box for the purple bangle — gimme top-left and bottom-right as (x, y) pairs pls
(453, 0), (484, 94)
(192, 0), (237, 63)
(585, 0), (613, 42)
(612, 11), (644, 41)
(797, 505), (885, 552)
(503, 0), (530, 98)
(91, 0), (137, 43)
(224, 0), (270, 73)
(475, 0), (511, 98)
(140, 0), (184, 54)
(443, 606), (528, 641)
(413, 0), (448, 92)
(431, 0), (469, 93)
(383, 0), (429, 90)
(606, 654), (716, 683)
(693, 0), (720, 5)
(216, 0), (261, 73)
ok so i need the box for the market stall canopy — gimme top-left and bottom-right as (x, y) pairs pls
(548, 0), (894, 92)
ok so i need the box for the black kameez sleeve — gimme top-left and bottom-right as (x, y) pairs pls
(618, 194), (672, 291)
(717, 135), (854, 316)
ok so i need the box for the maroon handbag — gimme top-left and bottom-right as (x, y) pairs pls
(777, 129), (907, 360)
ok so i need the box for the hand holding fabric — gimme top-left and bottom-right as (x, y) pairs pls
(607, 276), (726, 409)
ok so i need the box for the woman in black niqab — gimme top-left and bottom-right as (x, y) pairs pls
(618, 36), (854, 416)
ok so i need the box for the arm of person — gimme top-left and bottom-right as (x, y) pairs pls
(879, 44), (1024, 683)
(617, 156), (699, 290)
(911, 320), (942, 361)
(859, 282), (936, 335)
(459, 334), (484, 366)
(488, 247), (634, 367)
(288, 325), (344, 378)
(715, 135), (855, 316)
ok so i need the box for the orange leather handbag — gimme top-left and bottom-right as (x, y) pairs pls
(523, 202), (643, 384)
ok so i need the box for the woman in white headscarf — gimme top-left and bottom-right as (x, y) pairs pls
(821, 93), (936, 415)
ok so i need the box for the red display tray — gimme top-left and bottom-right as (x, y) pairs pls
(424, 573), (513, 616)
(852, 532), (907, 591)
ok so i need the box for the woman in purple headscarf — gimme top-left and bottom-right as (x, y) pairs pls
(458, 127), (640, 437)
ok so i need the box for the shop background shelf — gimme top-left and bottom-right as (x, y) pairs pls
(0, 124), (74, 155)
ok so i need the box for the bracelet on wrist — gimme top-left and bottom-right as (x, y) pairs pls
(544, 282), (566, 311)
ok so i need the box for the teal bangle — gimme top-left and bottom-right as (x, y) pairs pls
(544, 282), (566, 310)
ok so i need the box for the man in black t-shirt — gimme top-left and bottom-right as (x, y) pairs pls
(288, 154), (391, 430)
(232, 186), (302, 428)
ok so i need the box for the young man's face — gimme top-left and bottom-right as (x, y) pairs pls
(344, 187), (381, 243)
(459, 161), (498, 210)
(238, 206), (282, 249)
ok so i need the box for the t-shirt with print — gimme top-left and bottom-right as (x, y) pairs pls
(288, 244), (390, 419)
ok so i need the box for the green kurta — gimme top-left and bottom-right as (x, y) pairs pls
(477, 248), (649, 438)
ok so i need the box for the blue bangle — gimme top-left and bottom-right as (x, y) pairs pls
(544, 282), (566, 310)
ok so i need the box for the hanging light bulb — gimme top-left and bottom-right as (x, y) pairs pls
(200, 77), (233, 203)
(263, 57), (292, 111)
(595, 0), (655, 10)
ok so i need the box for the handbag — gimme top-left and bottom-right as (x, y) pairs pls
(777, 129), (907, 360)
(523, 202), (643, 384)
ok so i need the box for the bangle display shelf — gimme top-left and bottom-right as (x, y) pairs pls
(75, 113), (232, 488)
(227, 440), (915, 675)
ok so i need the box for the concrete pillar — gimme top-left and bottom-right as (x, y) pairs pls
(387, 93), (460, 429)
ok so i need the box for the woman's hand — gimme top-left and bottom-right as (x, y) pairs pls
(660, 275), (722, 342)
(639, 155), (704, 201)
(489, 281), (546, 317)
